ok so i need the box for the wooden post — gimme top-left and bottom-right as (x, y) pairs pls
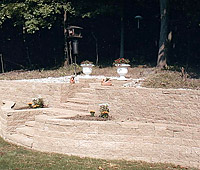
(72, 53), (77, 76)
(0, 54), (5, 73)
(69, 41), (73, 64)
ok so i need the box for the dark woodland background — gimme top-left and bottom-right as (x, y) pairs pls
(0, 0), (199, 71)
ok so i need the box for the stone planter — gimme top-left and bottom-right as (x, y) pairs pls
(81, 64), (94, 77)
(115, 64), (130, 80)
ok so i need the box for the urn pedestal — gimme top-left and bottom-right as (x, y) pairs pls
(115, 64), (130, 80)
(81, 64), (94, 77)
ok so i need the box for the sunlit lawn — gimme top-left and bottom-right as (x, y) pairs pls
(0, 137), (196, 170)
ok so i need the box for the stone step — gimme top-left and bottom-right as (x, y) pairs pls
(43, 108), (87, 116)
(82, 86), (113, 91)
(81, 88), (95, 93)
(16, 126), (34, 137)
(66, 98), (96, 104)
(74, 92), (93, 98)
(53, 111), (89, 119)
(25, 121), (35, 127)
(6, 133), (33, 148)
(60, 102), (89, 112)
(89, 83), (102, 88)
(79, 78), (99, 84)
(43, 108), (71, 116)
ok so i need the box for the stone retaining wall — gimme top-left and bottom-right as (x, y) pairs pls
(0, 80), (200, 168)
(95, 87), (200, 125)
(0, 107), (51, 139)
(0, 81), (62, 108)
(0, 81), (87, 108)
(32, 115), (200, 169)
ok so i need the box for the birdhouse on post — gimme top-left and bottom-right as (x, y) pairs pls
(66, 26), (83, 55)
(67, 26), (83, 39)
(66, 26), (83, 76)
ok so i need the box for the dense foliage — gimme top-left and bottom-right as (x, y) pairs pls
(0, 0), (74, 33)
(0, 0), (199, 71)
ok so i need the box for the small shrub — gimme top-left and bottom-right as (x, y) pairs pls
(99, 103), (109, 118)
(90, 110), (95, 117)
(81, 60), (93, 65)
(113, 58), (130, 65)
(28, 97), (44, 109)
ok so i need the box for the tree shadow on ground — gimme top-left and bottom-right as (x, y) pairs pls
(187, 67), (200, 79)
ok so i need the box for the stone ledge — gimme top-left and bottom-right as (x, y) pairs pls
(29, 115), (200, 169)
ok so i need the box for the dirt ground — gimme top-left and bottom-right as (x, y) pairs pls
(0, 66), (155, 80)
(0, 66), (199, 89)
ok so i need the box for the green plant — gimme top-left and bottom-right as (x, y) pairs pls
(99, 103), (109, 118)
(28, 97), (44, 109)
(113, 58), (130, 65)
(90, 110), (95, 117)
(163, 65), (181, 72)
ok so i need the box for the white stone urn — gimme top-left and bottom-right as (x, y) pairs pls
(115, 64), (130, 80)
(81, 64), (94, 77)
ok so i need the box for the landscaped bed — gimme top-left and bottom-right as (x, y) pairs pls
(60, 114), (113, 121)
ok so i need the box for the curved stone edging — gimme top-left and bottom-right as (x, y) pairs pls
(30, 115), (200, 169)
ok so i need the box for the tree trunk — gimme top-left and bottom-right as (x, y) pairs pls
(91, 32), (99, 65)
(120, 16), (124, 58)
(0, 54), (4, 73)
(157, 0), (170, 68)
(119, 0), (124, 59)
(64, 10), (69, 66)
(23, 34), (32, 68)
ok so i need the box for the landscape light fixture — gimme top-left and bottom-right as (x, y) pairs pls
(135, 15), (143, 29)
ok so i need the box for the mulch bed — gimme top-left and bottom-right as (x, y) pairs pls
(63, 115), (113, 121)
(14, 106), (47, 110)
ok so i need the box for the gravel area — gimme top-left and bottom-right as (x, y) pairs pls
(13, 75), (138, 84)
